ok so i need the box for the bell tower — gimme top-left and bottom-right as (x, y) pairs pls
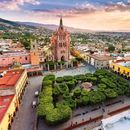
(51, 17), (70, 62)
(30, 40), (40, 66)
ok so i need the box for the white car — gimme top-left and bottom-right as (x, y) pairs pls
(32, 101), (37, 108)
(35, 91), (39, 97)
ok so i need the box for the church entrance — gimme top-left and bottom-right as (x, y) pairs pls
(61, 56), (65, 61)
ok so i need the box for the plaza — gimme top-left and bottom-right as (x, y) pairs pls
(44, 65), (96, 77)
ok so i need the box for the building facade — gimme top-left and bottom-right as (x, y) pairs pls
(86, 54), (114, 69)
(0, 69), (27, 130)
(110, 60), (130, 78)
(0, 40), (40, 67)
(51, 17), (70, 62)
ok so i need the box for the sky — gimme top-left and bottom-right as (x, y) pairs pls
(0, 0), (130, 31)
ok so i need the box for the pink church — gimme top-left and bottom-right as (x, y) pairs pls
(51, 17), (70, 62)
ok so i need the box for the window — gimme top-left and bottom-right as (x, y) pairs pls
(113, 66), (115, 69)
(63, 42), (66, 47)
(59, 43), (62, 47)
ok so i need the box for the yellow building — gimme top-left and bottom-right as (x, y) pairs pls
(0, 69), (27, 130)
(110, 60), (130, 78)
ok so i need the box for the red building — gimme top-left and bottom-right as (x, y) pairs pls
(51, 17), (70, 62)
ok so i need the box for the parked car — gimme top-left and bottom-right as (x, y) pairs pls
(35, 91), (39, 97)
(32, 101), (37, 108)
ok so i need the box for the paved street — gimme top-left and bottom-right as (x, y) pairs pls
(11, 76), (43, 130)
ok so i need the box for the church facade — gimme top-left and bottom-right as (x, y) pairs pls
(51, 17), (70, 62)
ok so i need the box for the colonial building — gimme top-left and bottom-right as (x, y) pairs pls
(0, 69), (27, 130)
(0, 40), (40, 67)
(51, 17), (70, 62)
(86, 54), (114, 69)
(110, 58), (130, 78)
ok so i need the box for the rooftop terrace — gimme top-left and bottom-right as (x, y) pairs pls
(0, 69), (24, 89)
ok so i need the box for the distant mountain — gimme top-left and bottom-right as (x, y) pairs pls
(0, 18), (20, 26)
(0, 18), (37, 30)
(0, 18), (53, 34)
(19, 21), (93, 33)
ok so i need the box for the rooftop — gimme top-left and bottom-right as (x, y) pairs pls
(0, 51), (29, 58)
(102, 110), (130, 130)
(0, 69), (24, 89)
(0, 95), (14, 123)
(88, 54), (114, 61)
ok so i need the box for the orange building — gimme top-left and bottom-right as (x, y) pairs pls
(30, 40), (40, 66)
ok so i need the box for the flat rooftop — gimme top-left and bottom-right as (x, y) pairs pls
(0, 69), (24, 89)
(117, 61), (130, 68)
(102, 110), (130, 130)
(0, 51), (29, 58)
(0, 95), (14, 123)
(88, 54), (114, 61)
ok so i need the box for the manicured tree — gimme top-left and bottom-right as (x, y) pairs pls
(81, 89), (89, 96)
(104, 89), (118, 99)
(63, 93), (71, 100)
(98, 91), (106, 102)
(45, 108), (61, 125)
(82, 96), (89, 106)
(57, 104), (72, 121)
(73, 87), (81, 97)
(56, 77), (64, 83)
(63, 97), (77, 109)
(90, 77), (97, 85)
(75, 98), (83, 107)
(89, 91), (105, 105)
(43, 74), (55, 82)
(63, 76), (74, 82)
(42, 80), (52, 86)
(125, 86), (130, 97)
(85, 73), (93, 77)
(101, 78), (117, 88)
(97, 84), (107, 92)
(66, 80), (75, 90)
(53, 85), (61, 97)
(58, 83), (69, 94)
(74, 74), (86, 82)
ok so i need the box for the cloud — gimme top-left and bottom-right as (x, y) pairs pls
(0, 0), (40, 11)
(32, 1), (97, 18)
(105, 1), (130, 12)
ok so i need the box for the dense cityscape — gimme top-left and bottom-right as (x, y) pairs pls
(0, 0), (130, 130)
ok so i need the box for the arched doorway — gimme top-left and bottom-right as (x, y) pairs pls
(61, 56), (65, 61)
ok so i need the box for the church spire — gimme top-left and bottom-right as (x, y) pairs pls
(59, 17), (63, 30)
